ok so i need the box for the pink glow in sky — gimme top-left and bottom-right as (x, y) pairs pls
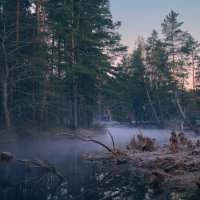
(110, 0), (200, 53)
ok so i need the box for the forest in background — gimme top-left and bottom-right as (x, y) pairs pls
(1, 0), (200, 131)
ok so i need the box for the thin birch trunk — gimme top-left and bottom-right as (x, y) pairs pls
(144, 79), (160, 126)
(175, 91), (186, 120)
(50, 26), (55, 76)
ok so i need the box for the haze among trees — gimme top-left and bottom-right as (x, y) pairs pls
(0, 1), (200, 131)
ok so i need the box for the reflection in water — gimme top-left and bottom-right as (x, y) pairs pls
(0, 127), (199, 199)
(0, 164), (148, 200)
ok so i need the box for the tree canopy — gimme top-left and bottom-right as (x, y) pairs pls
(0, 4), (200, 131)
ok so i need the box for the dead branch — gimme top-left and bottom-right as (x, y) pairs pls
(60, 133), (113, 153)
(88, 136), (113, 153)
(107, 129), (116, 151)
(60, 133), (130, 164)
(0, 152), (65, 181)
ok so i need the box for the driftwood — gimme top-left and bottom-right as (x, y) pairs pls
(60, 130), (128, 163)
(60, 130), (120, 154)
(0, 152), (65, 181)
(60, 133), (113, 153)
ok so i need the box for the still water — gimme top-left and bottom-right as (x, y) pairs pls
(0, 127), (198, 200)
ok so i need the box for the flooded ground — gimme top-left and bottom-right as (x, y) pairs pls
(0, 127), (199, 200)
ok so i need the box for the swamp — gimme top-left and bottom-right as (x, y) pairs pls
(1, 0), (200, 199)
(1, 127), (200, 199)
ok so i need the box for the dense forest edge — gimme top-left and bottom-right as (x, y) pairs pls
(1, 0), (200, 135)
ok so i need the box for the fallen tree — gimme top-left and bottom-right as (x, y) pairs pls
(0, 152), (65, 181)
(60, 130), (129, 163)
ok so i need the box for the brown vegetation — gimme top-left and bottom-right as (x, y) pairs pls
(80, 129), (200, 193)
(127, 129), (156, 151)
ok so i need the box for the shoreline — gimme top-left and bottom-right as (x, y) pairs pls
(83, 131), (200, 199)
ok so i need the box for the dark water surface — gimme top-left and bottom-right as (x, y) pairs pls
(0, 127), (198, 200)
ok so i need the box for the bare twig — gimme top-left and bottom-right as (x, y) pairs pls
(60, 133), (112, 153)
(108, 129), (116, 151)
(87, 136), (113, 152)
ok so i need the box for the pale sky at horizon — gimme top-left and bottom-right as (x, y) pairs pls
(110, 0), (200, 53)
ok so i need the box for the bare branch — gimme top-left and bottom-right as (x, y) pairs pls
(107, 129), (116, 151)
(0, 152), (65, 181)
(59, 133), (112, 153)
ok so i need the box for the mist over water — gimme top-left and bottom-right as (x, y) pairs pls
(107, 126), (171, 146)
(0, 126), (197, 200)
(104, 126), (195, 148)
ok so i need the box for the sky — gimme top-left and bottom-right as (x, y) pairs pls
(110, 0), (200, 53)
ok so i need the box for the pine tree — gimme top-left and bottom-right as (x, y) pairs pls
(145, 30), (174, 119)
(161, 10), (185, 83)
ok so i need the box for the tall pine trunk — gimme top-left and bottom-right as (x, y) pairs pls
(9, 0), (20, 121)
(50, 25), (55, 76)
(2, 39), (11, 128)
(42, 0), (46, 33)
(71, 0), (78, 129)
(37, 0), (40, 34)
(40, 67), (48, 128)
(16, 0), (20, 63)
